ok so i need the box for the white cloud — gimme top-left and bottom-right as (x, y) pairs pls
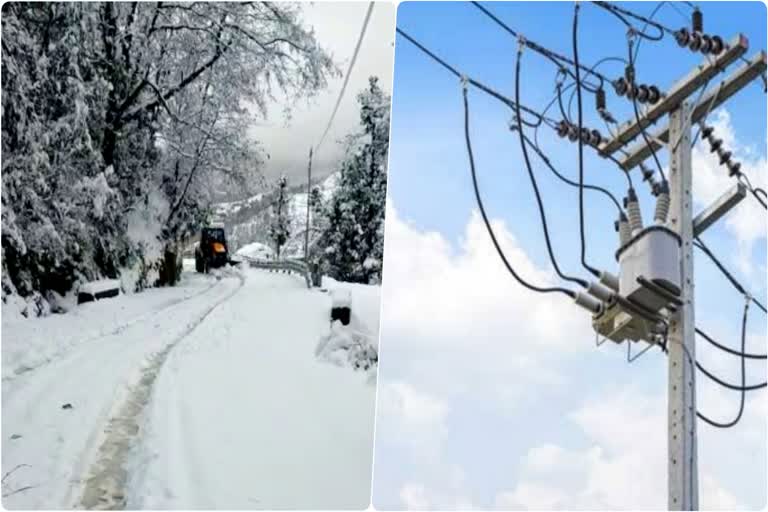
(381, 202), (593, 358)
(376, 381), (449, 462)
(495, 387), (760, 510)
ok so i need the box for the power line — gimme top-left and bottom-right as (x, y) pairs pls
(395, 28), (555, 127)
(470, 1), (607, 91)
(593, 1), (674, 39)
(627, 36), (668, 184)
(514, 46), (589, 289)
(522, 132), (624, 215)
(462, 83), (576, 300)
(572, 3), (600, 279)
(694, 237), (767, 313)
(697, 327), (766, 360)
(315, 2), (375, 152)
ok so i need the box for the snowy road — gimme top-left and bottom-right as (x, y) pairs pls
(2, 268), (376, 509)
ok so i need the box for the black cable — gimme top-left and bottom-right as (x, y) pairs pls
(593, 1), (672, 39)
(632, 2), (667, 62)
(572, 4), (600, 279)
(627, 37), (668, 184)
(396, 28), (554, 127)
(698, 301), (749, 429)
(514, 49), (589, 289)
(470, 1), (606, 91)
(462, 85), (576, 299)
(694, 237), (767, 314)
(697, 327), (766, 360)
(697, 361), (766, 391)
(522, 132), (624, 215)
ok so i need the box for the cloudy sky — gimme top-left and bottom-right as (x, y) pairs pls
(374, 1), (766, 509)
(249, 2), (395, 184)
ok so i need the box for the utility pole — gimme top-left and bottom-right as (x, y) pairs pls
(596, 35), (764, 511)
(305, 147), (313, 264)
(666, 102), (698, 510)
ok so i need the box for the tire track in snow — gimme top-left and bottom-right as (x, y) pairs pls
(78, 272), (245, 510)
(3, 278), (220, 384)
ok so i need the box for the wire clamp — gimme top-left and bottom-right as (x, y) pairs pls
(459, 74), (469, 91)
(517, 35), (526, 53)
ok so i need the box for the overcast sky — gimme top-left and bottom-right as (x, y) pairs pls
(249, 2), (395, 185)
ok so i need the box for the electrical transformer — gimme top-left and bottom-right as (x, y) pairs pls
(617, 225), (682, 313)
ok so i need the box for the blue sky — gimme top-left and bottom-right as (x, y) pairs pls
(374, 2), (767, 509)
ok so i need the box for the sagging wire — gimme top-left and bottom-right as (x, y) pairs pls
(694, 236), (767, 314)
(594, 1), (674, 40)
(461, 79), (576, 300)
(573, 2), (600, 279)
(627, 32), (668, 185)
(522, 132), (624, 216)
(514, 42), (590, 289)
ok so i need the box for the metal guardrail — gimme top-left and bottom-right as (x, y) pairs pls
(242, 256), (312, 288)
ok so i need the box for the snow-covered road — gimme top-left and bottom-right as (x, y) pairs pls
(2, 268), (376, 509)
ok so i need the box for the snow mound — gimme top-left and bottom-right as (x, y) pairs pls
(315, 278), (380, 375)
(235, 242), (274, 261)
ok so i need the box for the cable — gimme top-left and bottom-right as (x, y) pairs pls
(470, 1), (606, 91)
(572, 4), (600, 279)
(697, 327), (766, 360)
(593, 1), (673, 39)
(694, 237), (767, 313)
(522, 132), (624, 215)
(315, 2), (375, 152)
(627, 36), (668, 184)
(631, 2), (667, 62)
(395, 28), (554, 126)
(514, 47), (589, 289)
(462, 84), (576, 299)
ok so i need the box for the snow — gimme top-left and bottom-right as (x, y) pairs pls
(2, 267), (376, 509)
(78, 278), (121, 296)
(235, 241), (274, 261)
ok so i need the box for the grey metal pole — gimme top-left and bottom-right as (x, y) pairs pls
(304, 147), (313, 263)
(667, 101), (699, 510)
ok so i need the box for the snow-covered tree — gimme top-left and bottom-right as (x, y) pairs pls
(314, 77), (390, 284)
(267, 176), (292, 259)
(1, 2), (337, 314)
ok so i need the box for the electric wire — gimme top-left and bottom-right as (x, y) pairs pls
(514, 47), (590, 289)
(594, 1), (674, 39)
(462, 84), (576, 299)
(395, 28), (554, 126)
(522, 132), (624, 215)
(470, 1), (606, 91)
(315, 2), (375, 152)
(627, 36), (668, 183)
(697, 327), (766, 360)
(694, 237), (767, 314)
(572, 3), (600, 278)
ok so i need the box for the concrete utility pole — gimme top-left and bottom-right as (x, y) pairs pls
(598, 35), (764, 511)
(304, 147), (313, 263)
(666, 102), (698, 510)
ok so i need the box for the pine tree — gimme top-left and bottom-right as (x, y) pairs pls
(315, 77), (390, 284)
(268, 176), (292, 259)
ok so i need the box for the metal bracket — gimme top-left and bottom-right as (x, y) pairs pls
(692, 182), (747, 236)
